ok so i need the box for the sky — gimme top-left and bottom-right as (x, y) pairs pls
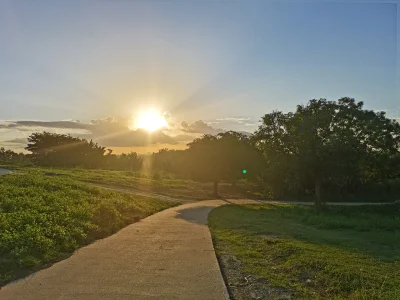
(0, 0), (399, 153)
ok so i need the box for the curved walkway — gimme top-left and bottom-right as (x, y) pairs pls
(0, 178), (390, 300)
(0, 200), (258, 300)
(0, 168), (12, 176)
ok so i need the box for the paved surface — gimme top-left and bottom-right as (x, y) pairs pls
(0, 179), (390, 300)
(0, 199), (259, 300)
(0, 168), (12, 176)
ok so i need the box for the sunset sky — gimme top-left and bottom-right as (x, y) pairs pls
(1, 1), (399, 153)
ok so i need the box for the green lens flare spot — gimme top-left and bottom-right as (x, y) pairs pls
(242, 169), (247, 174)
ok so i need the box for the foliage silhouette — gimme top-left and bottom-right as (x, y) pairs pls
(253, 98), (400, 211)
(25, 132), (142, 170)
(2, 97), (399, 202)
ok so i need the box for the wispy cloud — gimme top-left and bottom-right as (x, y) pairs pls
(4, 138), (28, 144)
(216, 117), (251, 122)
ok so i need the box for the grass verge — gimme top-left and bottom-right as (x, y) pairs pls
(0, 170), (178, 286)
(209, 203), (400, 300)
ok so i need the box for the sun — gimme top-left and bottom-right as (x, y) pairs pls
(134, 109), (168, 132)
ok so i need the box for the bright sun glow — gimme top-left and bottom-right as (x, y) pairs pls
(134, 109), (168, 132)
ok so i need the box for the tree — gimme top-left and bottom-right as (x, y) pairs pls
(152, 149), (190, 177)
(26, 132), (106, 167)
(25, 132), (143, 170)
(0, 147), (27, 164)
(103, 151), (143, 171)
(253, 98), (400, 211)
(187, 131), (261, 197)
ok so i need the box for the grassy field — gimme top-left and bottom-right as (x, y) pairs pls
(5, 167), (261, 200)
(209, 203), (400, 300)
(0, 170), (178, 286)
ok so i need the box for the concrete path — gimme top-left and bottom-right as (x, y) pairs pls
(0, 179), (390, 300)
(1, 200), (259, 300)
(0, 168), (12, 176)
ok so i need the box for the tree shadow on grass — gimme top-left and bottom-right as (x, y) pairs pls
(213, 203), (400, 261)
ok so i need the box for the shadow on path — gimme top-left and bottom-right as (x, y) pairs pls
(175, 206), (216, 224)
(174, 199), (268, 225)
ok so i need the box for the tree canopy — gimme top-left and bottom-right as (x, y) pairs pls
(2, 97), (400, 203)
(253, 98), (400, 210)
(187, 131), (262, 196)
(25, 132), (142, 170)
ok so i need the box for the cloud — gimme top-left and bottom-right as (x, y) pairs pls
(4, 138), (28, 144)
(0, 116), (253, 152)
(95, 129), (177, 147)
(214, 116), (259, 128)
(209, 116), (260, 133)
(0, 120), (90, 130)
(243, 122), (259, 127)
(180, 120), (224, 135)
(216, 117), (251, 122)
(0, 118), (180, 148)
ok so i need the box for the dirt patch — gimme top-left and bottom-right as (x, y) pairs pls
(218, 255), (294, 300)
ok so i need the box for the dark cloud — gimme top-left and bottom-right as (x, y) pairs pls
(0, 120), (90, 130)
(0, 118), (180, 147)
(95, 129), (177, 147)
(4, 138), (28, 144)
(88, 118), (129, 137)
(181, 120), (224, 135)
(0, 117), (236, 148)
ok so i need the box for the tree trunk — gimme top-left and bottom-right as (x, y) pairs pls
(314, 177), (322, 213)
(213, 180), (219, 197)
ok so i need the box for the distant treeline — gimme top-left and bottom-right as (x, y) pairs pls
(1, 132), (143, 171)
(2, 97), (400, 209)
(0, 148), (27, 164)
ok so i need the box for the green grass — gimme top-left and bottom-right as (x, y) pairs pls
(6, 166), (261, 200)
(0, 170), (178, 286)
(209, 203), (400, 300)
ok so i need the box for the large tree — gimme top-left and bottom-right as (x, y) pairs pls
(25, 132), (143, 170)
(26, 132), (106, 167)
(187, 131), (261, 196)
(253, 98), (400, 211)
(152, 149), (190, 177)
